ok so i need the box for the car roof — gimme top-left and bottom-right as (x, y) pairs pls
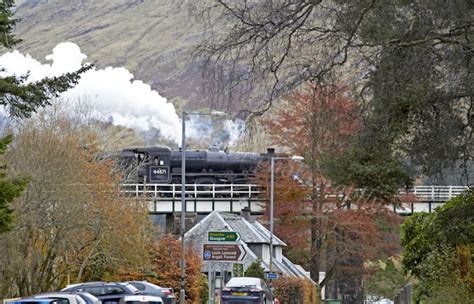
(34, 293), (85, 304)
(34, 293), (81, 298)
(63, 282), (138, 290)
(63, 282), (106, 289)
(121, 295), (162, 301)
(9, 299), (61, 304)
(120, 295), (162, 303)
(126, 281), (162, 288)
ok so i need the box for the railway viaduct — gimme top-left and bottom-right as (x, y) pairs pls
(121, 183), (470, 233)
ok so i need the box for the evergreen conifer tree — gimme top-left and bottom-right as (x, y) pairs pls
(0, 135), (28, 232)
(244, 260), (265, 279)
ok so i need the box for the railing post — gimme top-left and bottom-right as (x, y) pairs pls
(231, 184), (233, 198)
(449, 186), (452, 200)
(431, 186), (435, 201)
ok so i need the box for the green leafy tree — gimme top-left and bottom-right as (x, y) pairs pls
(0, 134), (27, 233)
(244, 260), (265, 279)
(400, 189), (474, 302)
(0, 0), (89, 232)
(366, 259), (408, 300)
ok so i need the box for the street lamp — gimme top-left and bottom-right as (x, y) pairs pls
(180, 110), (227, 304)
(269, 155), (304, 275)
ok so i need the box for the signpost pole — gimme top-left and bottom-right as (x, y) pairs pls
(180, 111), (186, 304)
(208, 263), (213, 304)
(270, 157), (275, 275)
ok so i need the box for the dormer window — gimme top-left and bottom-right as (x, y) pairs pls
(275, 246), (283, 263)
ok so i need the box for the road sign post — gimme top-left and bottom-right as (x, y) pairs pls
(203, 244), (247, 261)
(232, 263), (244, 277)
(208, 231), (241, 242)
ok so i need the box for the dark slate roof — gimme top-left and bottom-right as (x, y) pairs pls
(219, 213), (286, 246)
(184, 211), (312, 282)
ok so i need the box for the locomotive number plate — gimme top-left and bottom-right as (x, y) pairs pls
(149, 166), (170, 182)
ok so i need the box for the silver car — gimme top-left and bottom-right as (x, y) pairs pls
(126, 281), (175, 304)
(33, 293), (88, 304)
(119, 295), (163, 304)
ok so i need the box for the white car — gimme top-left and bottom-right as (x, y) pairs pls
(119, 295), (163, 304)
(33, 293), (87, 304)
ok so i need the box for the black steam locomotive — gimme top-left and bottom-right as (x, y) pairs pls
(119, 146), (268, 184)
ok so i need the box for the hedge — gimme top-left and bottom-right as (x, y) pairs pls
(272, 277), (318, 304)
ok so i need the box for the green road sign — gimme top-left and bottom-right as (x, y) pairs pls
(208, 231), (241, 242)
(232, 263), (244, 277)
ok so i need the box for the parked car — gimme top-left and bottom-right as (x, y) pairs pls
(119, 295), (163, 304)
(126, 281), (175, 304)
(7, 298), (67, 304)
(33, 293), (87, 304)
(33, 292), (100, 304)
(62, 282), (140, 304)
(221, 277), (273, 304)
(72, 292), (101, 304)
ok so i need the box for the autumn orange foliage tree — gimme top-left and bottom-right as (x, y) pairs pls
(107, 235), (204, 304)
(0, 106), (153, 296)
(260, 83), (401, 300)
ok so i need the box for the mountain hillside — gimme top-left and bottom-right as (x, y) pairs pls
(13, 0), (204, 108)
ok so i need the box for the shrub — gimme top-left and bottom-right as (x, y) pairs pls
(273, 277), (318, 304)
(199, 274), (209, 304)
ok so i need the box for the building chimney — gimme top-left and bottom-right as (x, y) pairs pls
(240, 207), (251, 221)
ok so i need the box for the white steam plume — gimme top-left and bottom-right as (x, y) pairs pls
(0, 42), (246, 147)
(0, 42), (181, 142)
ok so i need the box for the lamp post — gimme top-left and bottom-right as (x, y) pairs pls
(269, 155), (304, 275)
(180, 110), (227, 304)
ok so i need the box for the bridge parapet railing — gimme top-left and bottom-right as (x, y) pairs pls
(122, 184), (469, 202)
(121, 183), (262, 199)
(407, 185), (469, 202)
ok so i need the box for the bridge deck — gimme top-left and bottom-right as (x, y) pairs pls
(121, 184), (469, 214)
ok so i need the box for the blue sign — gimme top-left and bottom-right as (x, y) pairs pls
(203, 250), (212, 260)
(265, 273), (278, 280)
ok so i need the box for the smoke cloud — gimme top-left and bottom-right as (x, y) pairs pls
(0, 42), (181, 142)
(0, 42), (243, 147)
